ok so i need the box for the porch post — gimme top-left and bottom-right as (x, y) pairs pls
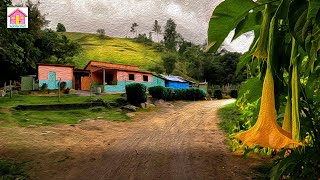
(103, 69), (106, 85)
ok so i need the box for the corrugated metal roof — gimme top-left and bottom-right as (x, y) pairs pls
(159, 74), (187, 83)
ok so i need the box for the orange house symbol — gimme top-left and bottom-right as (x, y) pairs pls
(8, 8), (27, 25)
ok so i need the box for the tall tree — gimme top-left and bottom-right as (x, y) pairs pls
(163, 18), (178, 51)
(56, 23), (66, 32)
(183, 45), (205, 81)
(96, 29), (106, 38)
(162, 53), (177, 75)
(130, 23), (139, 37)
(152, 20), (161, 42)
(0, 1), (80, 84)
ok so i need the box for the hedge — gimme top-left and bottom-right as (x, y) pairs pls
(214, 90), (223, 99)
(148, 87), (206, 101)
(148, 86), (167, 100)
(125, 83), (147, 106)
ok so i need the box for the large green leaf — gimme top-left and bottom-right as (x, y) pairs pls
(207, 0), (260, 52)
(232, 10), (262, 41)
(307, 0), (320, 20)
(288, 0), (308, 50)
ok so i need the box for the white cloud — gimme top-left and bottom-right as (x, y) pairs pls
(12, 0), (253, 53)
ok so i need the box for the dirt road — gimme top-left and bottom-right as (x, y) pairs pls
(0, 100), (265, 179)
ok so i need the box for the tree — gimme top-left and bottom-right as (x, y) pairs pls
(183, 45), (205, 81)
(162, 53), (177, 75)
(152, 20), (161, 42)
(96, 29), (106, 38)
(163, 18), (178, 51)
(130, 23), (139, 37)
(56, 23), (66, 32)
(0, 1), (80, 84)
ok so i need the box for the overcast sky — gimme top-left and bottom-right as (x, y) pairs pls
(13, 0), (254, 53)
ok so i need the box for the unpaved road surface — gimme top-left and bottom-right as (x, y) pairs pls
(0, 100), (266, 179)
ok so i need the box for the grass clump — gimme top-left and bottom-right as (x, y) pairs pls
(0, 160), (28, 180)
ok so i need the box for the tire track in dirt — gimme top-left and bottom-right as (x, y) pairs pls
(63, 99), (261, 180)
(0, 99), (265, 180)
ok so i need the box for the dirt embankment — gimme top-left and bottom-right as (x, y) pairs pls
(0, 100), (266, 180)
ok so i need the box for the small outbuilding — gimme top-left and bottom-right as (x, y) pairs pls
(21, 75), (36, 91)
(159, 74), (190, 89)
(198, 81), (208, 92)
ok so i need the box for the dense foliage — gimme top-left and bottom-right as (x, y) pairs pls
(148, 86), (206, 101)
(125, 83), (147, 106)
(56, 23), (66, 32)
(208, 0), (320, 178)
(0, 1), (80, 85)
(148, 86), (167, 100)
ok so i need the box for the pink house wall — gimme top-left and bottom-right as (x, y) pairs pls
(38, 65), (73, 81)
(117, 71), (152, 82)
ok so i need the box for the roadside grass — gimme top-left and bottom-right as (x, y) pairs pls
(0, 94), (130, 127)
(0, 159), (28, 180)
(62, 32), (164, 69)
(0, 94), (121, 108)
(218, 102), (242, 134)
(218, 103), (271, 179)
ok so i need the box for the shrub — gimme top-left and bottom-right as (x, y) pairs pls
(125, 83), (147, 106)
(185, 88), (206, 100)
(40, 83), (48, 91)
(148, 86), (167, 100)
(174, 89), (187, 100)
(165, 88), (175, 101)
(230, 90), (238, 98)
(114, 97), (127, 107)
(63, 88), (70, 94)
(59, 82), (67, 89)
(214, 90), (223, 99)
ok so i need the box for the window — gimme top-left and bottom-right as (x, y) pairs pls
(129, 74), (135, 80)
(143, 75), (148, 82)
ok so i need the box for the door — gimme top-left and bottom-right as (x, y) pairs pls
(48, 72), (57, 89)
(16, 15), (20, 25)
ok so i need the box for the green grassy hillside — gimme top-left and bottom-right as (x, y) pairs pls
(62, 32), (163, 70)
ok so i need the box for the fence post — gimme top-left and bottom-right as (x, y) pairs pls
(58, 78), (61, 102)
(9, 80), (12, 98)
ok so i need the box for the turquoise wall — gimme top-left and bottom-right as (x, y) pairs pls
(104, 76), (165, 93)
(39, 80), (72, 90)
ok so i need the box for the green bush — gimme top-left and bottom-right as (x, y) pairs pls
(214, 90), (223, 99)
(148, 87), (206, 101)
(185, 88), (206, 100)
(230, 90), (238, 98)
(125, 83), (147, 106)
(40, 83), (48, 91)
(174, 89), (187, 100)
(165, 88), (175, 101)
(0, 160), (28, 180)
(148, 86), (167, 100)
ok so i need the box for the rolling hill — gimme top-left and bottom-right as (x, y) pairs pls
(63, 32), (164, 70)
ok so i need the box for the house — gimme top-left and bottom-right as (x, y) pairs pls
(81, 61), (165, 92)
(8, 8), (27, 25)
(38, 64), (74, 90)
(38, 64), (90, 90)
(159, 74), (190, 89)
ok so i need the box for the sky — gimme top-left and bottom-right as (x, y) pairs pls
(12, 0), (254, 53)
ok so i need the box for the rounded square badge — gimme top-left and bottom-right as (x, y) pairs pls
(7, 7), (29, 29)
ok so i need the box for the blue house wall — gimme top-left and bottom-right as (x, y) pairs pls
(165, 81), (189, 89)
(103, 76), (166, 93)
